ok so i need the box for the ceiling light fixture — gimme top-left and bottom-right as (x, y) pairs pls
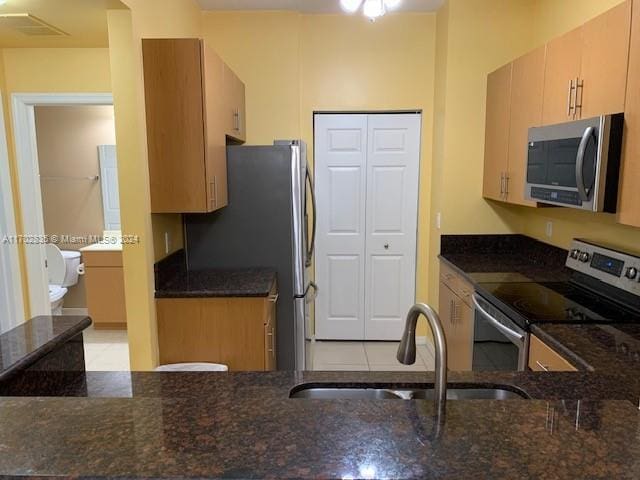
(339, 0), (402, 21)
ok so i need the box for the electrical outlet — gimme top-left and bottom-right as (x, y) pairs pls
(545, 221), (553, 238)
(164, 232), (171, 254)
(436, 212), (442, 230)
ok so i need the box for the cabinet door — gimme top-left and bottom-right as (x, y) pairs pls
(483, 63), (512, 201)
(142, 39), (207, 213)
(542, 27), (582, 125)
(507, 47), (545, 207)
(580, 0), (631, 118)
(452, 300), (473, 371)
(223, 65), (246, 141)
(438, 281), (455, 364)
(528, 335), (577, 372)
(618, 0), (640, 227)
(85, 266), (127, 329)
(201, 42), (228, 212)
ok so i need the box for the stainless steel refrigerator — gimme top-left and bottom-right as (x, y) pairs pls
(184, 140), (316, 370)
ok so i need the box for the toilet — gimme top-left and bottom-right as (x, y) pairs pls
(45, 244), (82, 315)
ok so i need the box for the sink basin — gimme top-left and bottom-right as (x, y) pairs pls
(289, 385), (528, 400)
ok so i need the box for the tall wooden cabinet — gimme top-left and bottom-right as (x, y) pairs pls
(618, 0), (640, 228)
(142, 38), (246, 214)
(542, 0), (631, 124)
(483, 63), (512, 202)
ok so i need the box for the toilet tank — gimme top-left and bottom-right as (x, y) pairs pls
(61, 251), (82, 287)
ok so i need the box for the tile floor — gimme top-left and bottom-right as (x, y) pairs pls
(82, 325), (131, 371)
(308, 341), (435, 371)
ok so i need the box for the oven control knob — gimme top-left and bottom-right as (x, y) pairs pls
(578, 252), (590, 263)
(570, 249), (581, 260)
(625, 267), (638, 280)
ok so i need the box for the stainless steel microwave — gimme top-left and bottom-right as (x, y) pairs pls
(525, 114), (624, 212)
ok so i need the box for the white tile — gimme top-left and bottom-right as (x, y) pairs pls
(312, 363), (370, 371)
(417, 345), (435, 370)
(83, 326), (130, 371)
(364, 342), (404, 365)
(313, 341), (367, 365)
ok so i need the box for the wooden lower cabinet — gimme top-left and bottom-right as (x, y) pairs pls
(83, 250), (127, 330)
(528, 335), (577, 372)
(156, 289), (277, 371)
(439, 261), (474, 371)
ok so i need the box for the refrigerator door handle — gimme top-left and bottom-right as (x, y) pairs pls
(304, 281), (318, 303)
(305, 165), (317, 268)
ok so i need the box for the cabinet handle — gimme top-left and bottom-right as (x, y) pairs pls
(574, 77), (584, 119)
(567, 78), (575, 117)
(504, 174), (509, 197)
(267, 331), (274, 353)
(500, 172), (505, 196)
(210, 178), (217, 210)
(233, 108), (240, 131)
(535, 360), (550, 372)
(268, 293), (279, 303)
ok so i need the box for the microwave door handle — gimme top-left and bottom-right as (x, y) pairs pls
(575, 126), (595, 202)
(472, 294), (525, 346)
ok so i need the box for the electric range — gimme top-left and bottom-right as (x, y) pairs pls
(471, 239), (640, 371)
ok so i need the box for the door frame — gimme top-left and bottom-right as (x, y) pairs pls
(312, 110), (422, 340)
(11, 93), (113, 316)
(0, 93), (25, 331)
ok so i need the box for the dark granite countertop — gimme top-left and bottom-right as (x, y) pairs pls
(0, 315), (90, 382)
(439, 234), (572, 283)
(155, 250), (277, 298)
(2, 370), (640, 479)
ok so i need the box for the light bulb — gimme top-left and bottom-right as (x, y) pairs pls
(340, 0), (363, 13)
(363, 0), (385, 19)
(384, 0), (402, 9)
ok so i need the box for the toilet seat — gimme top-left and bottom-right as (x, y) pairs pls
(45, 244), (66, 285)
(48, 285), (67, 303)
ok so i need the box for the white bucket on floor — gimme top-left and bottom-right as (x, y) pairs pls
(155, 363), (228, 372)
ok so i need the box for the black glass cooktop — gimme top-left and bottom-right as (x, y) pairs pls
(477, 281), (640, 326)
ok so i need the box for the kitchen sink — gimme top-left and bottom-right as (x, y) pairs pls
(289, 385), (528, 400)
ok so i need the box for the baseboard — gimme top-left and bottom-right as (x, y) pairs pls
(62, 307), (88, 316)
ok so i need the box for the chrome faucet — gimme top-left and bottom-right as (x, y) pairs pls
(397, 303), (448, 416)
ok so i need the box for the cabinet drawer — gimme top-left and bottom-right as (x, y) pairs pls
(528, 335), (577, 372)
(439, 261), (473, 307)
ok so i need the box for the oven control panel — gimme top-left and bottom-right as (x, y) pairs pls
(567, 239), (640, 297)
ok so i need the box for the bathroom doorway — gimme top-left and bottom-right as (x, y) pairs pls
(12, 93), (130, 370)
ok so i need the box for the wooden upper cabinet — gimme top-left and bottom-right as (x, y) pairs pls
(483, 63), (512, 202)
(143, 38), (246, 213)
(542, 0), (631, 124)
(618, 0), (640, 227)
(580, 0), (631, 118)
(507, 47), (545, 207)
(542, 27), (583, 125)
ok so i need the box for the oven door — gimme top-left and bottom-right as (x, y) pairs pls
(471, 294), (529, 371)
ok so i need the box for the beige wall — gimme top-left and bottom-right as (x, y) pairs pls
(0, 47), (112, 318)
(426, 0), (536, 309)
(35, 105), (116, 308)
(202, 11), (437, 332)
(108, 0), (202, 370)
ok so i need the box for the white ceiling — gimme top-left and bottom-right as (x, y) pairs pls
(197, 0), (444, 13)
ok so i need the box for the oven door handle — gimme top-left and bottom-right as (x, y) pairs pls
(472, 294), (526, 346)
(575, 126), (595, 202)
